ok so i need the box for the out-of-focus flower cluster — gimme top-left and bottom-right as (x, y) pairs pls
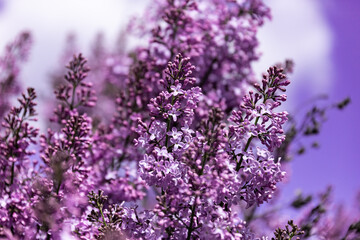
(0, 0), (357, 239)
(0, 32), (32, 119)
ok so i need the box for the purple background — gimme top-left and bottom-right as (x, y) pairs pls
(281, 0), (360, 205)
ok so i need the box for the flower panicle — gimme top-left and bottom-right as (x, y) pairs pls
(53, 53), (97, 124)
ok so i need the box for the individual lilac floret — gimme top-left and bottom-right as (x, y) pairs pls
(170, 84), (184, 96)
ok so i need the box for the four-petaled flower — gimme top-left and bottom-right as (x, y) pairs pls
(168, 107), (181, 122)
(167, 127), (183, 143)
(154, 146), (174, 161)
(170, 84), (184, 96)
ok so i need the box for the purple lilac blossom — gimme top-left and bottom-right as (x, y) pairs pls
(0, 0), (358, 239)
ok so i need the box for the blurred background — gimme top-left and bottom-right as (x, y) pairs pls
(0, 0), (359, 205)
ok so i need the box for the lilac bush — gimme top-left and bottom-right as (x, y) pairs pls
(0, 0), (358, 239)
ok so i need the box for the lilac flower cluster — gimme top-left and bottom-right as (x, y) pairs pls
(0, 32), (32, 119)
(128, 0), (271, 112)
(0, 87), (39, 238)
(0, 0), (358, 239)
(53, 54), (97, 124)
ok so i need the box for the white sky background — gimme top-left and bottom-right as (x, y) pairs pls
(0, 0), (333, 114)
(0, 0), (150, 94)
(253, 0), (334, 106)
